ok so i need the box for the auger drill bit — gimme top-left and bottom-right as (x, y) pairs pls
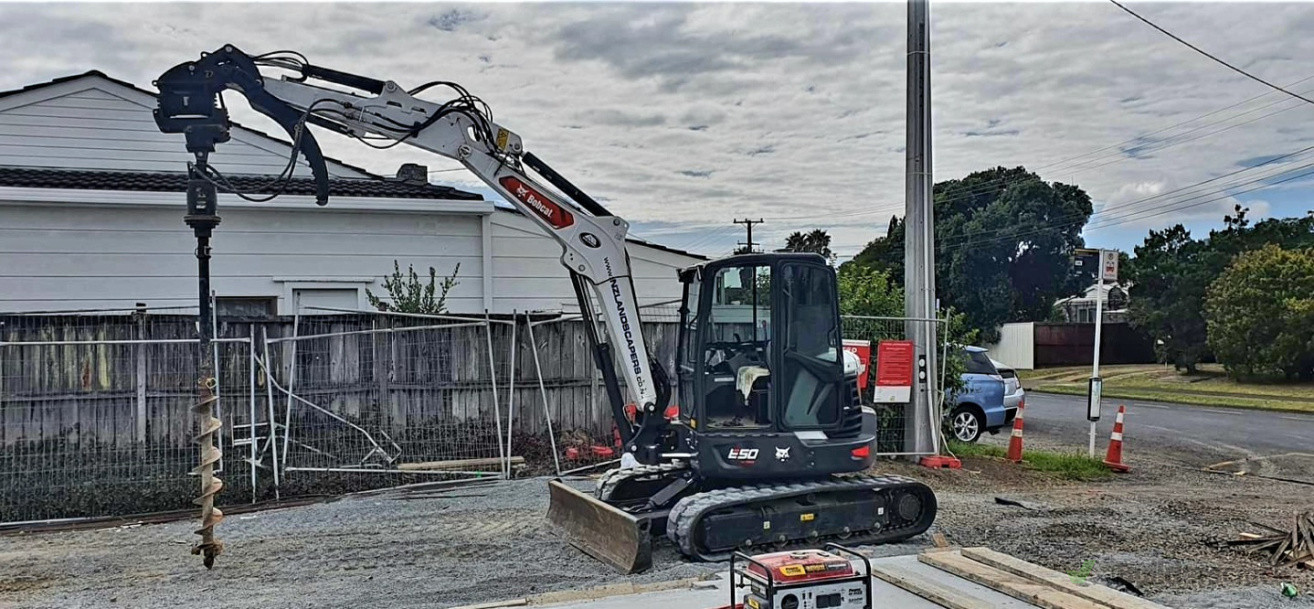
(191, 374), (225, 568)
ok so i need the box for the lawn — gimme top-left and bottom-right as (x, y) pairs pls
(1018, 364), (1314, 414)
(946, 440), (1112, 481)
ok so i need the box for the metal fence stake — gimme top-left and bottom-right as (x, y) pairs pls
(527, 314), (562, 476)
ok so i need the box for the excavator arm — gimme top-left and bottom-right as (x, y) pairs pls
(154, 44), (669, 461)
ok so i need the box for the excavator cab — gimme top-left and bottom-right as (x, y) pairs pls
(675, 253), (876, 480)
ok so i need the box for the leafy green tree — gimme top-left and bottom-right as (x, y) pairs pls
(837, 265), (902, 317)
(1204, 245), (1314, 380)
(783, 229), (835, 264)
(847, 167), (1093, 342)
(366, 260), (460, 315)
(1126, 207), (1314, 372)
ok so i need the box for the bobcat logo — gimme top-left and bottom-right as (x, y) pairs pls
(776, 447), (791, 462)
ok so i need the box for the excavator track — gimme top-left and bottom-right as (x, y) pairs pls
(596, 462), (691, 503)
(666, 474), (936, 562)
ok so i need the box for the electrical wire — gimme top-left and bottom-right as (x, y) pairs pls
(1110, 0), (1314, 106)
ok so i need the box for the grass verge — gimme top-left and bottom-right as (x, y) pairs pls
(1035, 383), (1314, 414)
(948, 440), (1112, 481)
(1019, 364), (1314, 414)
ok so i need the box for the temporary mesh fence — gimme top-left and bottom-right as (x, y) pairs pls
(0, 308), (258, 523)
(840, 315), (946, 455)
(263, 309), (512, 483)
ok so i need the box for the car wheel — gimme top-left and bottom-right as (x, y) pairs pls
(950, 406), (983, 443)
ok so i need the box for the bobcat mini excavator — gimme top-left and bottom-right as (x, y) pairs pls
(153, 45), (938, 574)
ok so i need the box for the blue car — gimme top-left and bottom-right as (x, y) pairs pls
(947, 346), (1011, 443)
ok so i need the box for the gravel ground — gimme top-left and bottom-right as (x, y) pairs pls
(2, 427), (1311, 609)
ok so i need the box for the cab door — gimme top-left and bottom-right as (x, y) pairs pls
(774, 261), (845, 431)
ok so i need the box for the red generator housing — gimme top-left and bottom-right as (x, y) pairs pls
(731, 544), (871, 609)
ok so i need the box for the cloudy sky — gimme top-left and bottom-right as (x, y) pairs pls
(2, 2), (1313, 259)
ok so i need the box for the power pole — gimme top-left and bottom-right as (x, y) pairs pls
(905, 0), (938, 456)
(734, 218), (764, 253)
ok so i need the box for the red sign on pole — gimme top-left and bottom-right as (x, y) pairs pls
(874, 340), (915, 403)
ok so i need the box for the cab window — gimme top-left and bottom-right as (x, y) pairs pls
(702, 264), (771, 429)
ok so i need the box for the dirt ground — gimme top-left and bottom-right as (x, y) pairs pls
(1, 428), (1312, 609)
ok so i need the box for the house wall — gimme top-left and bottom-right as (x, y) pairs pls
(0, 200), (697, 315)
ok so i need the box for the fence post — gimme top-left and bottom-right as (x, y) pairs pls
(134, 304), (147, 448)
(484, 311), (507, 480)
(248, 325), (257, 503)
(281, 296), (300, 474)
(260, 326), (281, 498)
(505, 310), (517, 478)
(527, 314), (562, 476)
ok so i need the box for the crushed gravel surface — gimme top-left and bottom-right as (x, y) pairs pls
(2, 426), (1311, 609)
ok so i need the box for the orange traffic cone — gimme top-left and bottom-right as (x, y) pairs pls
(1103, 404), (1131, 473)
(1006, 398), (1025, 463)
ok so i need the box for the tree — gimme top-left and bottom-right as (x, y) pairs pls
(366, 260), (460, 315)
(1126, 207), (1314, 372)
(783, 229), (835, 263)
(1204, 245), (1314, 380)
(846, 167), (1093, 342)
(837, 265), (902, 317)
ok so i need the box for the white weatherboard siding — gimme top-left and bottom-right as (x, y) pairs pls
(488, 212), (687, 314)
(0, 201), (485, 314)
(0, 199), (696, 315)
(0, 74), (369, 178)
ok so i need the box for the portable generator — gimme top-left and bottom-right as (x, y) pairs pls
(729, 544), (871, 609)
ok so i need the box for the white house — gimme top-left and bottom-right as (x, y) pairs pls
(0, 72), (702, 317)
(1053, 282), (1130, 324)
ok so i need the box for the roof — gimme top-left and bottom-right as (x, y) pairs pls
(0, 70), (388, 181)
(0, 167), (482, 200)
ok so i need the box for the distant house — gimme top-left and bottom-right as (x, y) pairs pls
(0, 71), (702, 316)
(1053, 283), (1130, 324)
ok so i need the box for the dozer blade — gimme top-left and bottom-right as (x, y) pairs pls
(546, 479), (652, 574)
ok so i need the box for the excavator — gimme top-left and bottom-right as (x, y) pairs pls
(153, 45), (937, 574)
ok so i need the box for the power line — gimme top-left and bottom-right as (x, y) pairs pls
(1110, 0), (1314, 106)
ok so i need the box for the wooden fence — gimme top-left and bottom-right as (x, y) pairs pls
(0, 311), (676, 522)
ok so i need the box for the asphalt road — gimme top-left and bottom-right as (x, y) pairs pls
(1018, 392), (1314, 466)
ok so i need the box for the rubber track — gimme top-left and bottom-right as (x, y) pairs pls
(595, 462), (691, 502)
(666, 474), (936, 561)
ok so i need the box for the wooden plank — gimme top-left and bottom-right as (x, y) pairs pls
(919, 551), (1105, 609)
(396, 456), (524, 471)
(961, 547), (1169, 609)
(869, 562), (999, 609)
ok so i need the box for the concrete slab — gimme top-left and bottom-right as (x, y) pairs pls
(532, 555), (1041, 609)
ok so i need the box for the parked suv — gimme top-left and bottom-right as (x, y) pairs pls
(946, 347), (1007, 443)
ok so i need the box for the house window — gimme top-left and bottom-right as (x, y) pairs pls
(216, 297), (278, 318)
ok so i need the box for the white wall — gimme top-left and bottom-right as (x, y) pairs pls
(487, 211), (691, 315)
(0, 200), (699, 316)
(986, 322), (1035, 370)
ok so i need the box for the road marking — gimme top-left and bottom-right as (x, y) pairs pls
(1197, 408), (1243, 416)
(1134, 402), (1170, 409)
(1279, 415), (1311, 422)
